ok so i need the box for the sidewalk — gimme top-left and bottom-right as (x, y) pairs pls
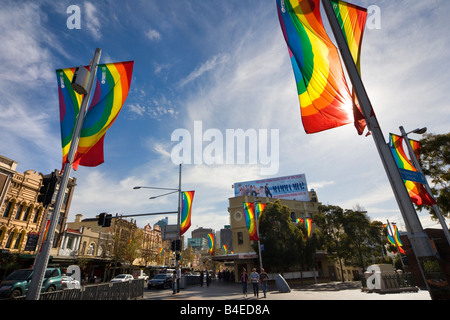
(142, 280), (432, 300)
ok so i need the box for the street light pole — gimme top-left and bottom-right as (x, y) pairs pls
(399, 126), (450, 247)
(26, 48), (102, 300)
(133, 164), (183, 292)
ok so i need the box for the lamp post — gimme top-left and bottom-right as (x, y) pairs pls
(134, 164), (182, 292)
(399, 126), (450, 246)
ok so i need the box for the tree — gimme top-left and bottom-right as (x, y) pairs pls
(418, 132), (450, 219)
(314, 205), (346, 281)
(257, 200), (300, 273)
(295, 222), (320, 284)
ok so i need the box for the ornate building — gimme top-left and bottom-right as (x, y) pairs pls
(0, 155), (76, 260)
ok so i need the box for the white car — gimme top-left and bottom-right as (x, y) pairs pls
(61, 276), (81, 289)
(110, 274), (134, 283)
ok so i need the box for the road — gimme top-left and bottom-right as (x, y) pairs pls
(141, 279), (431, 300)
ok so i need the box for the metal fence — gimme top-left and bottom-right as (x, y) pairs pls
(20, 279), (145, 300)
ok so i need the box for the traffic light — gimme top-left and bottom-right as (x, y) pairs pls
(175, 239), (181, 251)
(104, 214), (112, 227)
(98, 213), (106, 226)
(98, 213), (113, 227)
(171, 240), (176, 251)
(37, 172), (57, 207)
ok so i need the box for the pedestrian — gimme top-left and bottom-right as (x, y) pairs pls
(241, 268), (248, 297)
(250, 268), (259, 298)
(200, 270), (204, 287)
(172, 271), (177, 294)
(259, 268), (269, 298)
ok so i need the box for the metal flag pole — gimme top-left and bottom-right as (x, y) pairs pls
(321, 1), (450, 298)
(176, 163), (182, 292)
(253, 198), (263, 270)
(399, 126), (450, 247)
(26, 48), (102, 300)
(322, 0), (435, 260)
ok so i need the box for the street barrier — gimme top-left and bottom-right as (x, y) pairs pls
(19, 279), (145, 300)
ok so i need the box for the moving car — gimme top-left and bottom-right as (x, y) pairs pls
(148, 273), (172, 289)
(110, 274), (134, 283)
(0, 268), (62, 299)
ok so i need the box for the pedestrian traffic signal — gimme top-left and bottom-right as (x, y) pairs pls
(37, 172), (58, 207)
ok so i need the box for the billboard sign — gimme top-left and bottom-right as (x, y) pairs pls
(233, 174), (309, 201)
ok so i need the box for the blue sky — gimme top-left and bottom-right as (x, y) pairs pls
(1, 0), (449, 239)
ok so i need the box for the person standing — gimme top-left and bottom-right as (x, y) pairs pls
(259, 268), (269, 298)
(172, 271), (177, 294)
(200, 270), (204, 287)
(241, 268), (248, 297)
(250, 268), (259, 298)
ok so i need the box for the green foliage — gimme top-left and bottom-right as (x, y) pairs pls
(418, 132), (450, 218)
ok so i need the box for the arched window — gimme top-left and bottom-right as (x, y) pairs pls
(32, 207), (41, 223)
(87, 243), (95, 255)
(3, 201), (13, 218)
(5, 229), (17, 248)
(14, 231), (26, 250)
(23, 206), (32, 221)
(15, 203), (24, 220)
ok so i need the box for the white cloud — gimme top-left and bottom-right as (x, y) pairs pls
(178, 53), (230, 87)
(145, 28), (161, 41)
(84, 1), (102, 40)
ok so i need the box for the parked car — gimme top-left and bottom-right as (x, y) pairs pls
(148, 273), (173, 289)
(0, 268), (62, 299)
(61, 276), (81, 289)
(137, 273), (149, 281)
(110, 274), (134, 283)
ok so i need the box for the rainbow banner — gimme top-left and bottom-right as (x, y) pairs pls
(222, 245), (228, 254)
(207, 233), (214, 255)
(159, 247), (164, 257)
(331, 0), (368, 135)
(243, 202), (258, 241)
(180, 191), (195, 236)
(385, 224), (405, 254)
(276, 0), (353, 134)
(305, 218), (312, 237)
(255, 203), (266, 227)
(389, 134), (436, 206)
(296, 217), (312, 237)
(57, 61), (134, 170)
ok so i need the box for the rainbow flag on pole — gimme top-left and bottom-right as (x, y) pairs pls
(180, 191), (195, 236)
(243, 202), (258, 241)
(389, 134), (435, 206)
(276, 0), (353, 134)
(331, 0), (368, 135)
(57, 61), (134, 170)
(207, 233), (214, 255)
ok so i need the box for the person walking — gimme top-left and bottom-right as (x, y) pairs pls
(250, 268), (259, 298)
(241, 268), (248, 297)
(259, 268), (269, 298)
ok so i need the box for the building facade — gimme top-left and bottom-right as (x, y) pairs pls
(0, 155), (76, 261)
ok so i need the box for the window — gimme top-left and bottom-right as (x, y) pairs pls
(3, 201), (12, 217)
(87, 243), (95, 255)
(33, 208), (40, 223)
(237, 232), (244, 245)
(15, 204), (23, 220)
(23, 206), (31, 221)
